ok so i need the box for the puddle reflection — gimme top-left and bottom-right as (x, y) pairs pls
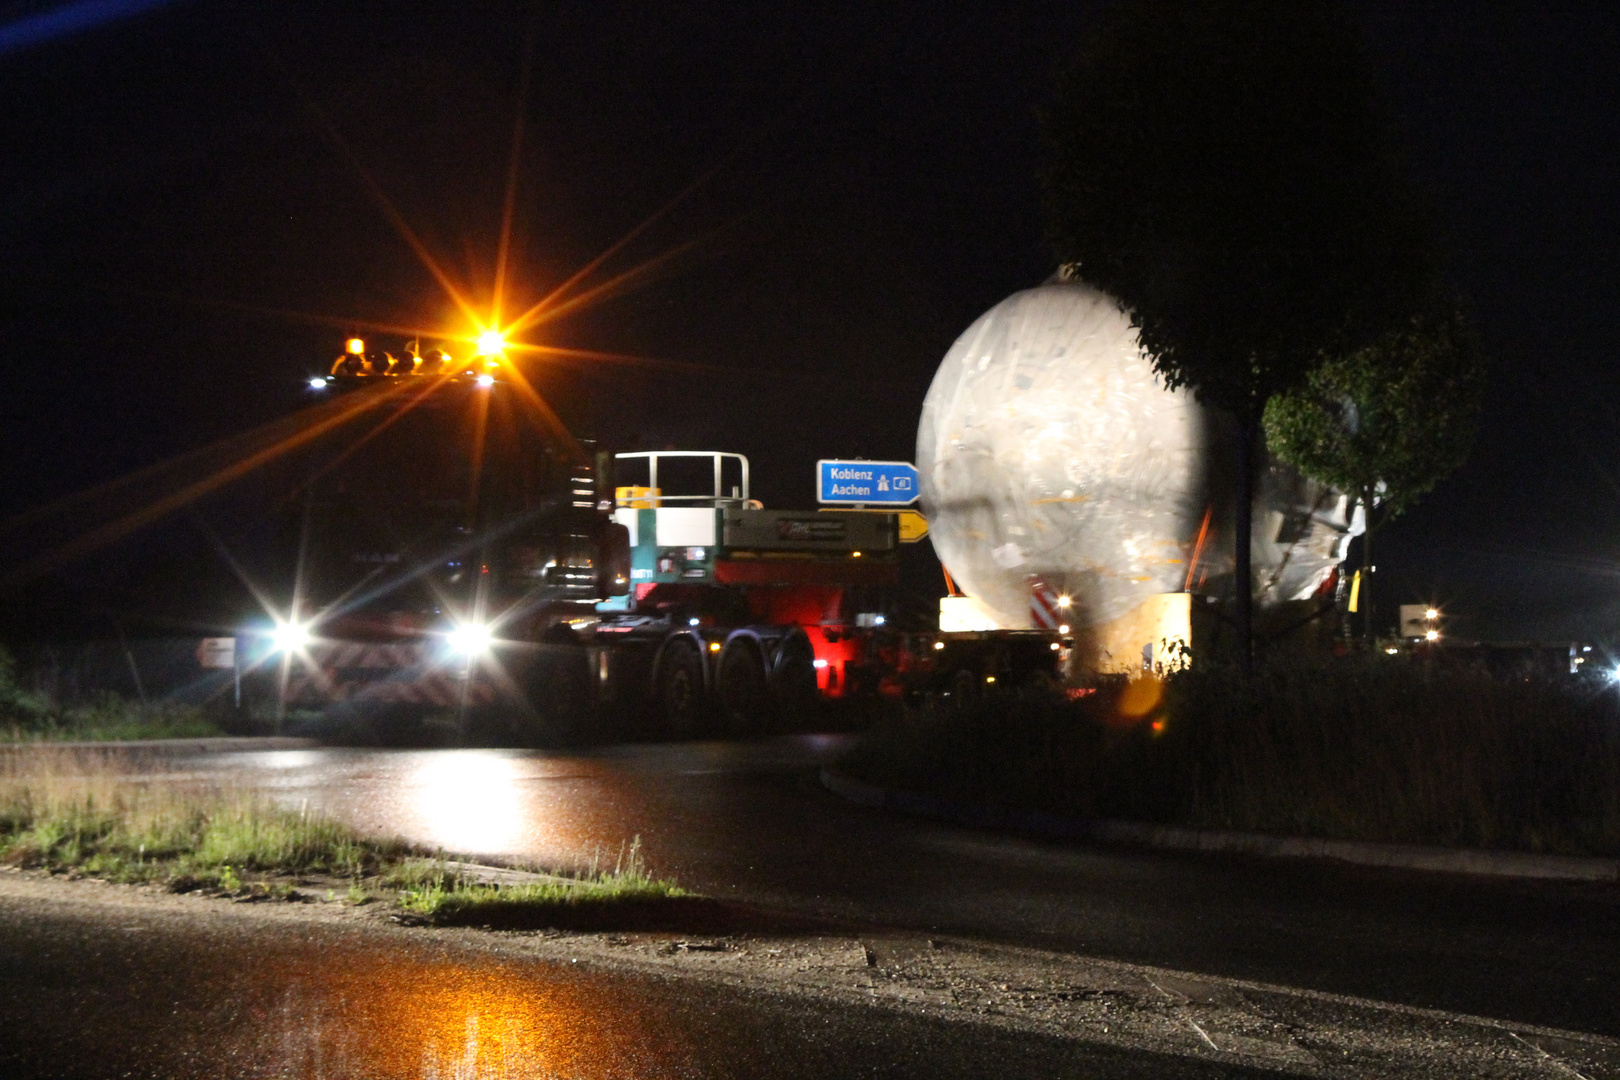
(260, 949), (697, 1079)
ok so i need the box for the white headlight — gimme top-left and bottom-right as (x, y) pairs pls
(446, 623), (493, 656)
(270, 621), (311, 652)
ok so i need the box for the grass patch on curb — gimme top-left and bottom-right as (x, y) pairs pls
(0, 748), (685, 920)
(845, 659), (1620, 857)
(395, 849), (686, 926)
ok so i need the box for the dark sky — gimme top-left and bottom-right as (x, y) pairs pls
(0, 1), (1617, 641)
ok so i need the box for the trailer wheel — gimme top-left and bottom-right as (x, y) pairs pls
(658, 639), (706, 739)
(718, 641), (770, 737)
(769, 633), (819, 731)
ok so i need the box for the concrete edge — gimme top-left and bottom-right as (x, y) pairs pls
(440, 861), (582, 888)
(819, 768), (1620, 883)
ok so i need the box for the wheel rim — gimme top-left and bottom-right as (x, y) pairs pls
(661, 645), (703, 736)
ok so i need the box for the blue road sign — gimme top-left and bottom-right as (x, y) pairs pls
(817, 459), (920, 505)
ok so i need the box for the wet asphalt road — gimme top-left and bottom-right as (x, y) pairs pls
(85, 737), (1620, 1038)
(0, 883), (1270, 1080)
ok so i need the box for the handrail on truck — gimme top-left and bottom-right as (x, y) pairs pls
(614, 451), (751, 507)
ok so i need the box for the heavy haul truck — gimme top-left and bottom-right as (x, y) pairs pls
(243, 347), (1064, 742)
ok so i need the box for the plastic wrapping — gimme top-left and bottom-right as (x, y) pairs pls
(917, 281), (1360, 632)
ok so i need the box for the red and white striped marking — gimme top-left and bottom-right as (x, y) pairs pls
(1028, 577), (1064, 630)
(285, 673), (495, 707)
(306, 642), (427, 669)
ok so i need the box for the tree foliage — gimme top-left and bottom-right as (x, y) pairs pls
(1040, 0), (1441, 664)
(1263, 302), (1486, 523)
(1040, 0), (1434, 418)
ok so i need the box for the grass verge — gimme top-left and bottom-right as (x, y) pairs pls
(844, 658), (1620, 856)
(392, 841), (687, 926)
(0, 748), (684, 918)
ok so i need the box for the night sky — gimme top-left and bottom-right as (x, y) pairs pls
(1, 1), (1616, 642)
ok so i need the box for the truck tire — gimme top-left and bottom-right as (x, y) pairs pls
(769, 632), (819, 731)
(658, 638), (707, 739)
(718, 640), (770, 738)
(522, 632), (591, 746)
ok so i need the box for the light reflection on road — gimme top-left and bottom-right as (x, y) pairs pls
(161, 736), (855, 873)
(407, 751), (527, 855)
(262, 948), (696, 1079)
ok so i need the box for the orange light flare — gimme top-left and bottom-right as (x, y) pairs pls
(501, 340), (735, 378)
(98, 284), (459, 349)
(271, 59), (487, 332)
(475, 329), (507, 357)
(499, 145), (743, 339)
(3, 379), (416, 587)
(490, 24), (536, 331)
(281, 370), (465, 507)
(464, 374), (493, 525)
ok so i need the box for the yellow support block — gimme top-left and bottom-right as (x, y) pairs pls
(615, 486), (660, 509)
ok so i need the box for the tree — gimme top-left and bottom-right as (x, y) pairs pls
(1040, 0), (1434, 669)
(1264, 303), (1485, 643)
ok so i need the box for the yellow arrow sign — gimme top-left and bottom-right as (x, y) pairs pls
(820, 507), (929, 542)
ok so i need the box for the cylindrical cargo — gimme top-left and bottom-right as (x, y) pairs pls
(917, 280), (1359, 658)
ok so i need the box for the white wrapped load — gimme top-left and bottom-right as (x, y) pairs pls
(917, 280), (1359, 644)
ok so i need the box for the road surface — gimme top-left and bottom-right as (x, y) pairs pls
(88, 736), (1620, 1040)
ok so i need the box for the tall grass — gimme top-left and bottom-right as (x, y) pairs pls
(0, 747), (407, 886)
(845, 659), (1620, 855)
(0, 748), (689, 920)
(0, 647), (220, 742)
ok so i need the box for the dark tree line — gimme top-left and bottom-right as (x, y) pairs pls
(1041, 0), (1483, 663)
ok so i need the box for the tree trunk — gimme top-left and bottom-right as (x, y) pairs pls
(1235, 415), (1255, 675)
(1361, 485), (1377, 650)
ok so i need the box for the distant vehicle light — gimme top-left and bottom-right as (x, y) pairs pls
(688, 617), (701, 627)
(477, 330), (505, 355)
(1385, 646), (1400, 654)
(933, 641), (945, 650)
(709, 642), (722, 653)
(985, 675), (996, 683)
(345, 337), (365, 355)
(270, 621), (311, 652)
(1058, 624), (1070, 634)
(446, 622), (493, 656)
(308, 377), (329, 390)
(475, 374), (496, 388)
(1050, 642), (1061, 651)
(851, 551), (862, 558)
(873, 615), (885, 626)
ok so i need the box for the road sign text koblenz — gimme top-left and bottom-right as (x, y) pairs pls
(816, 460), (920, 505)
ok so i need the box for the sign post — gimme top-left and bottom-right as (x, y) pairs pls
(816, 460), (920, 506)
